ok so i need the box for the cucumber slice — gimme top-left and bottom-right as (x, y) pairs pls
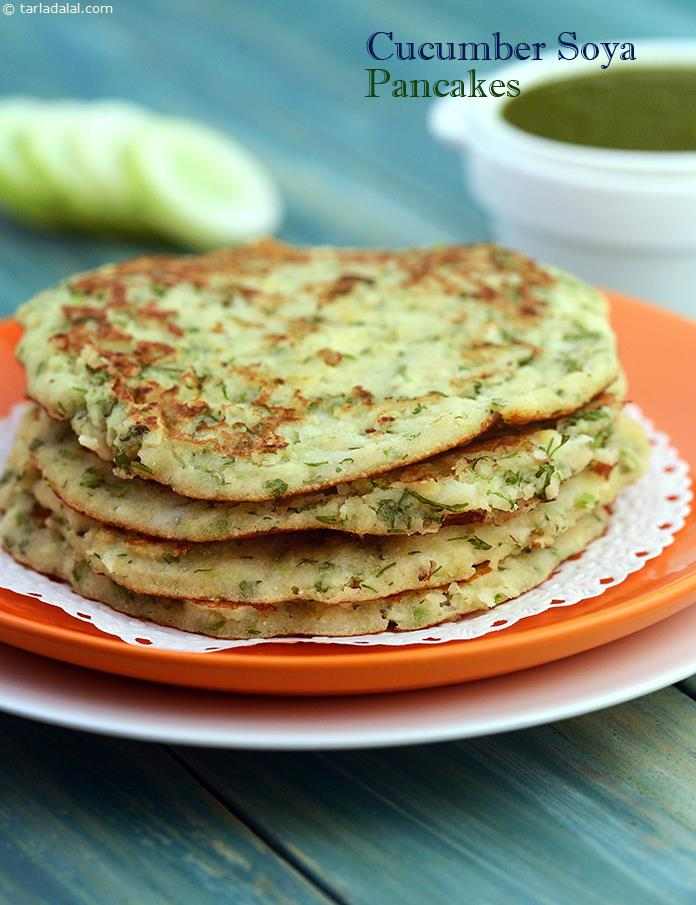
(68, 101), (150, 233)
(17, 101), (107, 228)
(0, 98), (59, 226)
(127, 118), (282, 248)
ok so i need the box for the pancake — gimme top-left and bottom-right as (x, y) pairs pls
(23, 415), (648, 605)
(16, 241), (620, 501)
(0, 473), (610, 638)
(25, 383), (623, 539)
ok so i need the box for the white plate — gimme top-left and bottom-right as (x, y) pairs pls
(1, 602), (695, 749)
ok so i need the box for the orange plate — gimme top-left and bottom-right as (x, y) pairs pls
(0, 295), (694, 696)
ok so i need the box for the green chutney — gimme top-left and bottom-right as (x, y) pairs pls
(503, 67), (696, 151)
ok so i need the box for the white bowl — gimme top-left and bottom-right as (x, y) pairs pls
(429, 40), (696, 311)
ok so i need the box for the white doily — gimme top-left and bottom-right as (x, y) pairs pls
(0, 402), (690, 652)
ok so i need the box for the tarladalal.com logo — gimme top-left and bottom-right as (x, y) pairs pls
(3, 2), (113, 14)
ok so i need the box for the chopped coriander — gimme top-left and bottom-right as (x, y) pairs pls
(264, 478), (288, 497)
(79, 467), (103, 490)
(375, 561), (396, 578)
(468, 536), (493, 551)
(239, 579), (261, 598)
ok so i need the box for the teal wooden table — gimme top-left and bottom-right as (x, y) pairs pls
(0, 3), (696, 903)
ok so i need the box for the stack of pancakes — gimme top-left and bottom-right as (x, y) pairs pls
(0, 242), (649, 639)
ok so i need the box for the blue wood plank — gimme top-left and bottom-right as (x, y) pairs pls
(178, 687), (696, 905)
(0, 713), (331, 905)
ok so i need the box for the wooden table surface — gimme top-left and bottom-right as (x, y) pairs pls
(0, 3), (695, 902)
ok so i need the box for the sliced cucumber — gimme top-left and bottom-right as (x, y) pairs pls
(68, 101), (150, 233)
(0, 101), (282, 246)
(0, 98), (59, 226)
(127, 117), (282, 249)
(17, 101), (98, 227)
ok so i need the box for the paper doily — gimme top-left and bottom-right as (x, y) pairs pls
(0, 402), (690, 651)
